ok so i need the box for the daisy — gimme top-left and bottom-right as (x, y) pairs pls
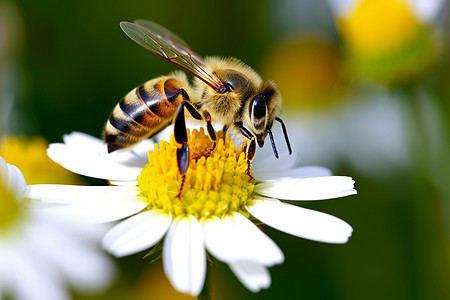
(27, 129), (356, 296)
(0, 157), (115, 300)
(327, 0), (444, 83)
(0, 135), (83, 184)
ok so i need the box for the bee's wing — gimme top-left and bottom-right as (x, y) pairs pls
(133, 20), (191, 50)
(120, 20), (224, 92)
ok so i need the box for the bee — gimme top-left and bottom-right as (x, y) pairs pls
(104, 20), (291, 175)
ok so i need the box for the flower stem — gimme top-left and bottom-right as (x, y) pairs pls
(402, 85), (450, 299)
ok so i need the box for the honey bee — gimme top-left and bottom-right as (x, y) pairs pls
(104, 20), (291, 175)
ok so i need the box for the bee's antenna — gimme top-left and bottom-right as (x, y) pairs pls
(275, 117), (292, 155)
(267, 128), (279, 159)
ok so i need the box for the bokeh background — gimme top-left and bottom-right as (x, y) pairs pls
(2, 0), (450, 299)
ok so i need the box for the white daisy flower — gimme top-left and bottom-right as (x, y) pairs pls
(27, 129), (356, 296)
(0, 157), (115, 300)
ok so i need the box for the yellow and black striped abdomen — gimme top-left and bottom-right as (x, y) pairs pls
(104, 74), (190, 153)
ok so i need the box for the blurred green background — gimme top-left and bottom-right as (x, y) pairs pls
(2, 0), (450, 299)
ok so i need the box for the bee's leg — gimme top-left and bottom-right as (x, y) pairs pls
(201, 110), (217, 153)
(222, 125), (229, 138)
(176, 174), (186, 199)
(202, 111), (217, 142)
(235, 121), (257, 160)
(166, 87), (191, 103)
(178, 100), (202, 120)
(174, 100), (203, 171)
(235, 122), (257, 180)
(173, 100), (214, 197)
(177, 101), (217, 151)
(173, 101), (193, 198)
(174, 101), (200, 176)
(266, 128), (279, 159)
(275, 116), (292, 155)
(179, 101), (217, 148)
(245, 137), (257, 181)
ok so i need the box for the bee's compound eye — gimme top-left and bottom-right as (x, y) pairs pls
(250, 94), (268, 131)
(252, 95), (267, 119)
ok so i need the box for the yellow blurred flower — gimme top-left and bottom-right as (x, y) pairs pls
(133, 261), (227, 300)
(0, 172), (23, 232)
(331, 0), (441, 83)
(261, 35), (346, 110)
(0, 136), (82, 184)
(339, 0), (419, 55)
(134, 266), (196, 300)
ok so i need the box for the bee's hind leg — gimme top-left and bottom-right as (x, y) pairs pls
(173, 100), (206, 198)
(173, 106), (189, 199)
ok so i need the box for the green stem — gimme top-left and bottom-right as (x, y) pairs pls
(403, 85), (450, 300)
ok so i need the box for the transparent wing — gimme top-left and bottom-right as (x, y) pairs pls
(120, 20), (224, 92)
(134, 19), (190, 50)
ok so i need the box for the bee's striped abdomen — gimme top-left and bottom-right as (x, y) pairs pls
(104, 74), (189, 153)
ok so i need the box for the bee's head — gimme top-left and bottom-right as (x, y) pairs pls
(243, 81), (291, 158)
(245, 81), (281, 147)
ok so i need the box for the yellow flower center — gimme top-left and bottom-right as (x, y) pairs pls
(138, 129), (254, 219)
(338, 0), (421, 55)
(0, 136), (83, 184)
(0, 178), (23, 233)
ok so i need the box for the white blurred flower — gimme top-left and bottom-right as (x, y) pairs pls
(27, 130), (356, 296)
(0, 157), (115, 300)
(281, 91), (412, 177)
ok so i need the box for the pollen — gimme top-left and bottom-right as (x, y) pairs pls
(138, 128), (255, 219)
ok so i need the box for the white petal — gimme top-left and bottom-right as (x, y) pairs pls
(116, 139), (153, 166)
(62, 131), (105, 152)
(252, 149), (297, 174)
(27, 219), (115, 292)
(326, 0), (355, 16)
(31, 208), (113, 241)
(27, 184), (142, 204)
(228, 261), (271, 292)
(27, 185), (148, 224)
(3, 246), (69, 300)
(254, 165), (332, 181)
(61, 131), (151, 167)
(256, 176), (356, 201)
(247, 198), (353, 243)
(0, 157), (27, 195)
(35, 201), (147, 224)
(408, 0), (444, 22)
(103, 210), (172, 257)
(163, 216), (206, 296)
(108, 180), (139, 186)
(47, 143), (142, 181)
(202, 213), (284, 266)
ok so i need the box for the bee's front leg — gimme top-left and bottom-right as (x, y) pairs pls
(235, 122), (257, 162)
(202, 111), (217, 143)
